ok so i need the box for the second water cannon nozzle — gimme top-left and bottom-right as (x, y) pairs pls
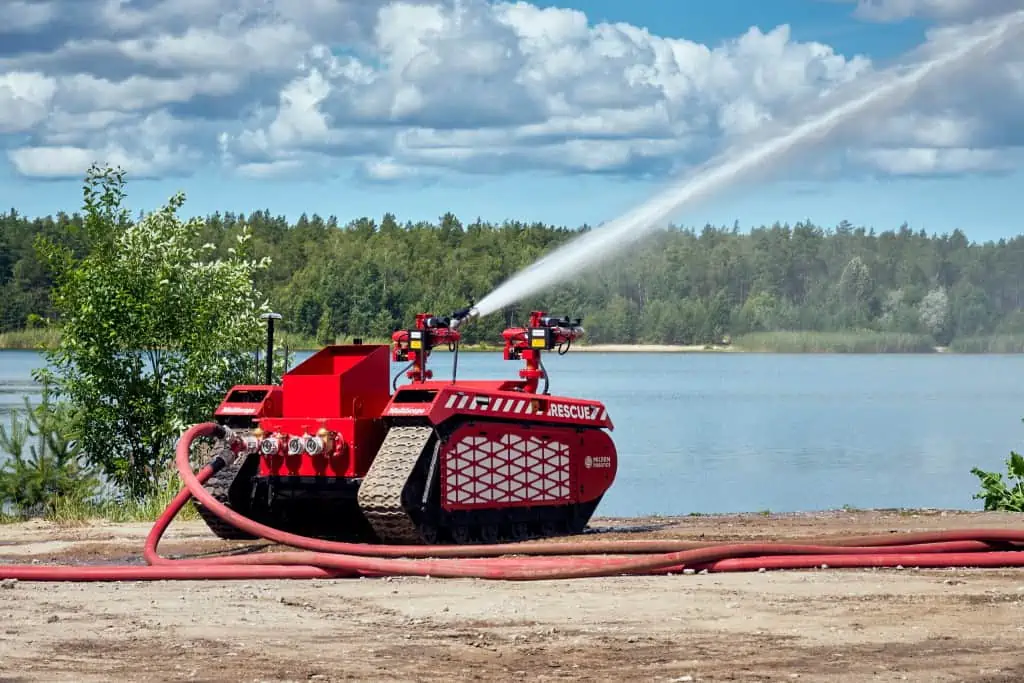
(539, 314), (583, 331)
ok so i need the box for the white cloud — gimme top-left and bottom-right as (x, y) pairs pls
(8, 110), (202, 178)
(359, 157), (427, 182)
(850, 147), (1021, 176)
(55, 72), (241, 113)
(0, 0), (1021, 184)
(234, 160), (307, 179)
(0, 72), (58, 133)
(847, 0), (1021, 23)
(115, 24), (312, 72)
(0, 1), (57, 32)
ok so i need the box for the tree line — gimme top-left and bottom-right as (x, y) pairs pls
(3, 205), (1023, 348)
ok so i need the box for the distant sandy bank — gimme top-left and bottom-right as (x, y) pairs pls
(574, 343), (952, 353)
(574, 343), (736, 353)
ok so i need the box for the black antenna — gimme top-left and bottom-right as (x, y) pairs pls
(260, 312), (282, 385)
(451, 339), (460, 384)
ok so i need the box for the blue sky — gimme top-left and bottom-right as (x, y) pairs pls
(1, 0), (1022, 241)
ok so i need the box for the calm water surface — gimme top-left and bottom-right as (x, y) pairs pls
(2, 349), (1023, 516)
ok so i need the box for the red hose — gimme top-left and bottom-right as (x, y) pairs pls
(1, 421), (1023, 582)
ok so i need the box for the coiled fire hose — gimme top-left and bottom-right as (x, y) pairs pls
(2, 421), (1024, 582)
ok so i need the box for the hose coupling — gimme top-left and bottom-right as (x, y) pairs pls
(211, 447), (239, 473)
(208, 423), (244, 472)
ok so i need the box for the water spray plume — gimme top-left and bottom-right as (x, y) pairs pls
(472, 11), (1024, 318)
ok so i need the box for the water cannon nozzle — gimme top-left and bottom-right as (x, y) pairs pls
(450, 305), (480, 330)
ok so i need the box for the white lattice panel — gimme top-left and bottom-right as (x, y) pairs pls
(443, 433), (572, 506)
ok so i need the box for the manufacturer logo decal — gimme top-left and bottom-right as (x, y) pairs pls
(387, 406), (428, 415)
(219, 406), (257, 415)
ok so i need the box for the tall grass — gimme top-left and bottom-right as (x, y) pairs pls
(0, 327), (61, 350)
(277, 330), (322, 350)
(733, 330), (937, 353)
(37, 466), (200, 526)
(948, 335), (1024, 353)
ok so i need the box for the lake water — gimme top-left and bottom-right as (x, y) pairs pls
(2, 348), (1023, 516)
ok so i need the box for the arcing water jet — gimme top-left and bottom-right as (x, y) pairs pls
(471, 10), (1024, 318)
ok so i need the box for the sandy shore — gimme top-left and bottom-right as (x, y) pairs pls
(572, 344), (959, 354)
(574, 343), (735, 352)
(2, 509), (1023, 682)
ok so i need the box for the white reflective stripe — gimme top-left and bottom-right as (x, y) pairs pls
(444, 395), (601, 417)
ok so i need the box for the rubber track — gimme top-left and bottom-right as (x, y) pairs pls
(356, 425), (434, 544)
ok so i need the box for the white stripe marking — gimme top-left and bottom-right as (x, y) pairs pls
(445, 394), (458, 409)
(514, 400), (525, 413)
(492, 398), (505, 412)
(457, 395), (470, 409)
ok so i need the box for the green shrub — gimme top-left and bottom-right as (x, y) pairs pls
(33, 165), (275, 499)
(0, 389), (100, 518)
(971, 445), (1024, 513)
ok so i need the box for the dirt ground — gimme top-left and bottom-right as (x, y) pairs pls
(1, 509), (1023, 682)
